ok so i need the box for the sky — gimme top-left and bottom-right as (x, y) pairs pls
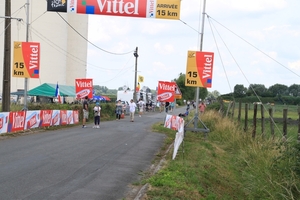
(86, 0), (300, 94)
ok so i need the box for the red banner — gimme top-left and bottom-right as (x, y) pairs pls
(73, 110), (79, 124)
(40, 110), (53, 127)
(47, 0), (181, 20)
(157, 81), (175, 102)
(60, 110), (68, 125)
(8, 111), (26, 132)
(75, 78), (93, 99)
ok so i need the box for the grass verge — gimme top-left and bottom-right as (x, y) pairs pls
(141, 110), (300, 200)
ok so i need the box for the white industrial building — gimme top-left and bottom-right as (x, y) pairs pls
(0, 1), (88, 94)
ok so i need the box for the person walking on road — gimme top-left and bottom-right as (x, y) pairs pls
(93, 102), (101, 128)
(82, 96), (89, 128)
(138, 98), (145, 117)
(165, 101), (170, 113)
(129, 99), (137, 122)
(199, 101), (206, 115)
(115, 100), (123, 120)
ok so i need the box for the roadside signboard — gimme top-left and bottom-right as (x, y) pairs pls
(157, 81), (175, 102)
(185, 51), (214, 88)
(75, 78), (93, 99)
(12, 41), (40, 78)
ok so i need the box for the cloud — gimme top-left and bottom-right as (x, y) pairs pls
(289, 60), (300, 71)
(154, 43), (175, 55)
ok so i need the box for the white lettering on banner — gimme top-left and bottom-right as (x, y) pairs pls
(28, 115), (37, 128)
(149, 0), (155, 15)
(202, 54), (213, 79)
(12, 113), (25, 129)
(43, 112), (52, 124)
(76, 81), (92, 87)
(97, 0), (139, 14)
(29, 45), (39, 69)
(159, 83), (175, 91)
(61, 113), (67, 123)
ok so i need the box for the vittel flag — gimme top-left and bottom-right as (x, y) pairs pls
(185, 51), (214, 88)
(47, 0), (181, 20)
(138, 75), (144, 83)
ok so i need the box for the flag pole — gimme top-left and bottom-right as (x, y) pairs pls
(23, 0), (30, 110)
(184, 0), (210, 137)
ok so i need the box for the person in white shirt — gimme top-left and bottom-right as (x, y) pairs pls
(138, 99), (145, 117)
(128, 99), (137, 122)
(93, 102), (101, 128)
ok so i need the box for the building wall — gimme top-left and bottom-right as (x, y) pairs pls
(0, 0), (88, 93)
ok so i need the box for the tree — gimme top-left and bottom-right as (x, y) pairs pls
(173, 73), (208, 101)
(233, 84), (247, 98)
(288, 84), (300, 97)
(268, 84), (289, 97)
(247, 84), (267, 96)
(207, 90), (220, 100)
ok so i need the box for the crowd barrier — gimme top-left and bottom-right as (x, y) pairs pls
(0, 110), (79, 134)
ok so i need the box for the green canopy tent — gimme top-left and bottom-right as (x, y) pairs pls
(28, 83), (76, 97)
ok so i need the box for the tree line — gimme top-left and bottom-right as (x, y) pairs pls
(222, 83), (300, 105)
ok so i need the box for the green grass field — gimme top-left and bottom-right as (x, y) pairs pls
(141, 108), (300, 200)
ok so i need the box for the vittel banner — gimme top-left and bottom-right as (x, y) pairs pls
(157, 81), (175, 102)
(75, 78), (93, 99)
(47, 0), (181, 20)
(12, 42), (40, 78)
(0, 110), (79, 135)
(185, 51), (214, 88)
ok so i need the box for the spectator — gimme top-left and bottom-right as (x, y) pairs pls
(165, 101), (170, 113)
(115, 100), (123, 120)
(129, 99), (137, 122)
(138, 98), (145, 117)
(82, 96), (89, 128)
(93, 102), (101, 128)
(169, 102), (174, 113)
(199, 101), (206, 115)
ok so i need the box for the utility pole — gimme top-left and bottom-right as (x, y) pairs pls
(133, 47), (138, 102)
(2, 0), (11, 112)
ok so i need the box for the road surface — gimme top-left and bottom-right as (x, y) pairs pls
(0, 107), (186, 200)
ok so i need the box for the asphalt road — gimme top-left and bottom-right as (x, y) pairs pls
(0, 107), (186, 200)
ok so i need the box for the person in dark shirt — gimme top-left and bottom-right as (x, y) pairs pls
(165, 101), (170, 113)
(82, 96), (89, 128)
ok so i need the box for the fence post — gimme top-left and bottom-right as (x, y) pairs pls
(226, 102), (231, 117)
(244, 103), (248, 132)
(231, 101), (235, 118)
(269, 108), (275, 139)
(238, 101), (242, 122)
(282, 109), (287, 141)
(261, 104), (265, 138)
(252, 103), (257, 139)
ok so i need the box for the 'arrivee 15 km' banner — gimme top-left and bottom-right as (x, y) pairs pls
(157, 81), (175, 102)
(185, 51), (214, 88)
(12, 41), (40, 78)
(47, 0), (181, 20)
(75, 78), (93, 99)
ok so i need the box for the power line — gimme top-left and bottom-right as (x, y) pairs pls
(56, 12), (135, 56)
(207, 14), (300, 79)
